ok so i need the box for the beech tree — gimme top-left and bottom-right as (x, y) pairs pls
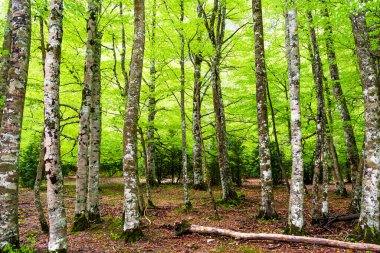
(252, 0), (276, 219)
(0, 0), (31, 248)
(285, 0), (304, 235)
(350, 2), (380, 243)
(43, 0), (67, 251)
(73, 0), (102, 231)
(199, 0), (237, 201)
(122, 0), (145, 242)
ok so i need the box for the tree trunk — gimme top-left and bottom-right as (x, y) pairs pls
(200, 0), (237, 202)
(179, 0), (191, 209)
(0, 0), (31, 249)
(87, 0), (102, 223)
(252, 0), (276, 219)
(325, 78), (347, 197)
(122, 0), (145, 242)
(192, 3), (205, 191)
(0, 0), (12, 127)
(44, 0), (68, 251)
(267, 84), (290, 192)
(350, 6), (380, 243)
(120, 2), (129, 96)
(284, 3), (305, 235)
(73, 0), (101, 231)
(321, 5), (359, 201)
(34, 15), (49, 234)
(146, 0), (157, 189)
(308, 11), (328, 222)
(176, 222), (380, 252)
(138, 128), (154, 207)
(34, 134), (49, 233)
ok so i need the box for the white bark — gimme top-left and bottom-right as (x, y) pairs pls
(285, 4), (304, 235)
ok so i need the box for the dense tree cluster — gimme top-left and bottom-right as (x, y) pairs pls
(0, 0), (379, 251)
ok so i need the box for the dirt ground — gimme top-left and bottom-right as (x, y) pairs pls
(18, 178), (360, 252)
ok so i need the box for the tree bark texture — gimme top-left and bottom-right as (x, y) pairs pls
(122, 0), (145, 242)
(0, 0), (31, 248)
(350, 7), (380, 243)
(87, 1), (102, 222)
(284, 3), (304, 235)
(321, 6), (359, 199)
(252, 0), (276, 219)
(44, 0), (68, 251)
(0, 0), (12, 127)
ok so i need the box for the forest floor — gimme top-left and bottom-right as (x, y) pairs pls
(18, 177), (359, 252)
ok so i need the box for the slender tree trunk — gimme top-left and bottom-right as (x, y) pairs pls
(179, 0), (191, 209)
(0, 0), (12, 126)
(34, 134), (49, 233)
(325, 79), (347, 196)
(34, 15), (49, 234)
(120, 2), (129, 96)
(308, 11), (328, 222)
(192, 3), (205, 191)
(252, 0), (276, 219)
(122, 0), (145, 242)
(73, 0), (100, 231)
(0, 0), (31, 248)
(350, 6), (380, 243)
(146, 0), (157, 189)
(321, 5), (359, 203)
(285, 2), (305, 235)
(267, 84), (290, 191)
(87, 1), (102, 223)
(192, 54), (205, 190)
(44, 0), (67, 251)
(138, 128), (154, 207)
(200, 0), (237, 201)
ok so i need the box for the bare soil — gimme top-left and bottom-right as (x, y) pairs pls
(19, 178), (359, 252)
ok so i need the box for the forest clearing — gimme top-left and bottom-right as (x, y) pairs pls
(0, 0), (380, 251)
(19, 178), (357, 252)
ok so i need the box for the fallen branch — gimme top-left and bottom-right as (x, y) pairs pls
(175, 220), (380, 252)
(322, 214), (359, 226)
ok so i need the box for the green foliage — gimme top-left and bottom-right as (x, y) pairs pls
(19, 140), (40, 188)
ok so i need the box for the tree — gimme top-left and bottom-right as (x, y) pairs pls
(308, 10), (329, 222)
(146, 0), (157, 197)
(0, 0), (31, 248)
(87, 0), (102, 223)
(179, 0), (191, 208)
(44, 0), (68, 251)
(199, 0), (238, 201)
(122, 0), (145, 242)
(73, 0), (102, 231)
(285, 0), (304, 235)
(252, 0), (276, 219)
(321, 4), (358, 209)
(191, 2), (205, 191)
(350, 2), (380, 243)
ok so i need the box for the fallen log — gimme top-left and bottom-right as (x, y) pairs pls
(175, 220), (380, 252)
